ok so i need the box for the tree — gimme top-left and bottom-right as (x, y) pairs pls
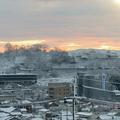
(30, 44), (49, 52)
(50, 49), (72, 64)
(4, 43), (15, 52)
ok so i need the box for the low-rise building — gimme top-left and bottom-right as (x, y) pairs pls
(48, 82), (73, 99)
(76, 72), (120, 102)
(0, 74), (37, 86)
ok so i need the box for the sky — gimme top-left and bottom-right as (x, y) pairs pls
(0, 0), (120, 51)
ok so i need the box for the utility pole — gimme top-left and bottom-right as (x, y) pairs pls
(73, 76), (76, 120)
(73, 97), (75, 120)
(66, 104), (68, 120)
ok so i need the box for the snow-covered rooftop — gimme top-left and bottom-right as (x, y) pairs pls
(0, 107), (15, 113)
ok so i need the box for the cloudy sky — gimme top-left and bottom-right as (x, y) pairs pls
(0, 0), (120, 51)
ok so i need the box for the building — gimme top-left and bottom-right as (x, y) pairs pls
(76, 72), (120, 102)
(0, 74), (37, 86)
(48, 82), (73, 99)
(0, 95), (16, 102)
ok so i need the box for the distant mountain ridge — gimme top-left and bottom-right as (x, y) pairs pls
(69, 49), (120, 58)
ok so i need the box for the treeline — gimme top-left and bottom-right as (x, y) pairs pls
(0, 43), (76, 74)
(3, 43), (75, 64)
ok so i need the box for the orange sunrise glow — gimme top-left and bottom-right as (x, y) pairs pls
(0, 38), (120, 52)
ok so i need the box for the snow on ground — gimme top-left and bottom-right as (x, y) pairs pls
(0, 107), (15, 113)
(99, 114), (113, 120)
(32, 118), (43, 120)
